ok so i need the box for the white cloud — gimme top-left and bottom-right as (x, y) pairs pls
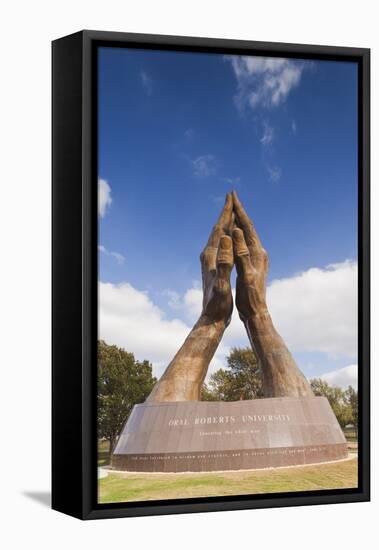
(182, 287), (203, 320)
(291, 120), (297, 134)
(260, 122), (275, 146)
(320, 364), (357, 389)
(192, 155), (217, 178)
(140, 70), (153, 95)
(162, 289), (182, 310)
(267, 260), (358, 358)
(99, 281), (242, 380)
(98, 178), (112, 218)
(260, 122), (281, 182)
(99, 260), (357, 381)
(98, 244), (125, 265)
(111, 252), (125, 264)
(228, 56), (305, 110)
(99, 282), (190, 377)
(162, 260), (358, 361)
(266, 165), (281, 183)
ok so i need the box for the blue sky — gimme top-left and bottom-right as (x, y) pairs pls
(98, 46), (358, 387)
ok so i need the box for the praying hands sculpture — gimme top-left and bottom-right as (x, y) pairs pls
(147, 192), (313, 403)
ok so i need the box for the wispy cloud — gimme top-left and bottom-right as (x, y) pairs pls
(266, 165), (281, 183)
(320, 364), (357, 389)
(222, 176), (241, 188)
(192, 154), (217, 178)
(225, 57), (309, 185)
(259, 121), (281, 182)
(140, 70), (153, 95)
(162, 289), (182, 310)
(98, 178), (112, 218)
(184, 128), (195, 140)
(98, 244), (125, 265)
(227, 56), (306, 110)
(260, 121), (275, 146)
(211, 194), (226, 205)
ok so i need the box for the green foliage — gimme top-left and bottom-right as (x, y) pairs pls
(345, 385), (358, 435)
(97, 340), (156, 452)
(201, 347), (263, 401)
(310, 378), (356, 429)
(201, 352), (358, 433)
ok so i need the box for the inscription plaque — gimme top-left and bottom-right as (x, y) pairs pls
(112, 396), (348, 472)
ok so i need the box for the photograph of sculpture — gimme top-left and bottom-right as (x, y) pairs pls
(97, 46), (359, 504)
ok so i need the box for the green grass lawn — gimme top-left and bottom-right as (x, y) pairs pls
(98, 456), (358, 504)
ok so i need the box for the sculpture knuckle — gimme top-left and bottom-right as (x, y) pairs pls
(203, 249), (213, 263)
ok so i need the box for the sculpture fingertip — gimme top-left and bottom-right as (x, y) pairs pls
(220, 234), (233, 249)
(232, 226), (243, 239)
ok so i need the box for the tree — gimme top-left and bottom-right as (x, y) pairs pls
(97, 340), (156, 452)
(201, 347), (263, 401)
(200, 383), (219, 401)
(310, 378), (353, 429)
(345, 385), (358, 436)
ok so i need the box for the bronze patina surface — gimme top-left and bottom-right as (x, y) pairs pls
(147, 192), (313, 402)
(146, 194), (235, 402)
(112, 193), (347, 472)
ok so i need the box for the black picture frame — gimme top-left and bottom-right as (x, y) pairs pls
(52, 30), (370, 520)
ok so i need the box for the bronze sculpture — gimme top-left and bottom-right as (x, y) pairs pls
(114, 192), (347, 473)
(147, 193), (235, 402)
(147, 191), (313, 402)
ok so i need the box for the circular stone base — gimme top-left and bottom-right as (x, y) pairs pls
(112, 397), (348, 473)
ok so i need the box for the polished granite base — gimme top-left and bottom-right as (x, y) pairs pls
(112, 397), (348, 472)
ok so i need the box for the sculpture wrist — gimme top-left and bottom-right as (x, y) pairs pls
(243, 311), (313, 398)
(244, 313), (280, 356)
(146, 314), (227, 402)
(197, 312), (229, 330)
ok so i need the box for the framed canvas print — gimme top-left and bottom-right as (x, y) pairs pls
(52, 30), (370, 520)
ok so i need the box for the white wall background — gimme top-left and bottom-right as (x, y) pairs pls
(0, 1), (376, 547)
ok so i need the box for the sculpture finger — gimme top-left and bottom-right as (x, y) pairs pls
(232, 190), (268, 269)
(232, 191), (262, 250)
(201, 193), (233, 274)
(217, 192), (233, 233)
(216, 235), (234, 283)
(232, 227), (254, 279)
